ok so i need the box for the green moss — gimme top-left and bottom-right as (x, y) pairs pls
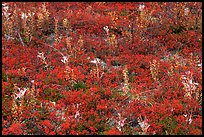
(51, 92), (64, 102)
(171, 25), (186, 34)
(2, 72), (9, 82)
(43, 88), (52, 97)
(43, 74), (55, 85)
(78, 124), (86, 132)
(2, 72), (17, 83)
(98, 131), (105, 135)
(129, 75), (134, 83)
(120, 9), (127, 16)
(111, 89), (123, 99)
(157, 116), (178, 134)
(43, 87), (64, 102)
(73, 82), (87, 92)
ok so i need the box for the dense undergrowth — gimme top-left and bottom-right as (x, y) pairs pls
(2, 2), (202, 135)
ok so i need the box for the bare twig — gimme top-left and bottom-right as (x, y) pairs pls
(29, 35), (32, 43)
(17, 32), (26, 46)
(43, 43), (67, 57)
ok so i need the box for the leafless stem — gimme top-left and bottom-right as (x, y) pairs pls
(17, 32), (26, 46)
(96, 63), (99, 78)
(44, 43), (66, 57)
(29, 35), (32, 43)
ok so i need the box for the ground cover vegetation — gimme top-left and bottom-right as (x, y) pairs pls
(2, 2), (202, 135)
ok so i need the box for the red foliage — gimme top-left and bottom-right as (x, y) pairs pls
(2, 2), (202, 135)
